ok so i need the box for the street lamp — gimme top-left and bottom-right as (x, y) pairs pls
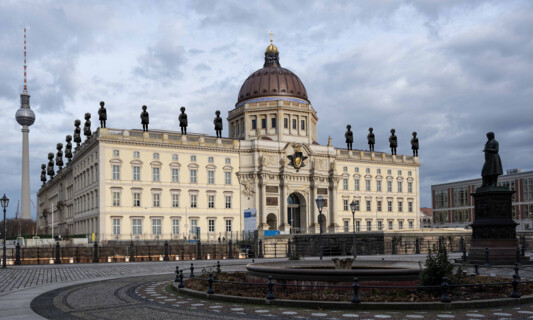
(1, 194), (9, 268)
(349, 200), (357, 259)
(315, 195), (325, 260)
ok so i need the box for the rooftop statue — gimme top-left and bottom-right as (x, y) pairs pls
(84, 113), (92, 140)
(140, 105), (149, 132)
(214, 110), (223, 138)
(389, 128), (397, 155)
(367, 127), (375, 152)
(481, 132), (503, 188)
(74, 119), (82, 148)
(345, 125), (353, 150)
(65, 135), (73, 162)
(40, 164), (46, 185)
(56, 143), (64, 170)
(179, 106), (188, 135)
(47, 152), (55, 178)
(411, 132), (419, 157)
(98, 101), (107, 128)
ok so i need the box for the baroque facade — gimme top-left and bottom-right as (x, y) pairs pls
(37, 41), (421, 242)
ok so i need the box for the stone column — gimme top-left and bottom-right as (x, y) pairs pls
(329, 178), (339, 233)
(279, 177), (289, 232)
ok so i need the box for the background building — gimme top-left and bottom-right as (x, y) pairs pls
(37, 41), (421, 242)
(431, 169), (533, 229)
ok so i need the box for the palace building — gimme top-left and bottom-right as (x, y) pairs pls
(37, 40), (421, 242)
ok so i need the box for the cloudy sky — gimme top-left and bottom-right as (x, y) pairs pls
(1, 0), (532, 219)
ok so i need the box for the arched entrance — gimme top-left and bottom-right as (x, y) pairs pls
(266, 213), (277, 230)
(287, 193), (306, 233)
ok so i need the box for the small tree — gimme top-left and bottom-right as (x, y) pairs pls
(419, 245), (454, 286)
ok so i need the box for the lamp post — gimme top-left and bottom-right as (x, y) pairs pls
(315, 195), (325, 260)
(350, 200), (357, 259)
(1, 194), (9, 268)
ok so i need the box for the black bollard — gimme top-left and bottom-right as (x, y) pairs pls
(196, 241), (202, 260)
(15, 242), (21, 265)
(440, 277), (451, 303)
(207, 273), (215, 294)
(510, 274), (521, 298)
(164, 241), (170, 261)
(174, 266), (180, 282)
(516, 246), (521, 266)
(462, 247), (467, 264)
(228, 239), (233, 259)
(351, 277), (361, 303)
(460, 236), (465, 252)
(178, 270), (185, 288)
(54, 242), (61, 264)
(93, 242), (99, 263)
(129, 241), (135, 262)
(514, 264), (521, 280)
(190, 263), (195, 278)
(266, 276), (275, 300)
(474, 264), (480, 275)
(217, 261), (221, 274)
(483, 248), (490, 267)
(258, 239), (264, 258)
(415, 237), (420, 254)
(287, 239), (292, 258)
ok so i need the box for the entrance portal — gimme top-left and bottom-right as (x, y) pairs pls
(287, 193), (304, 233)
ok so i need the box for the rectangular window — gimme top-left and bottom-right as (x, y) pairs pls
(112, 165), (120, 180)
(153, 193), (160, 207)
(343, 166), (348, 172)
(153, 153), (159, 160)
(208, 219), (215, 232)
(387, 181), (392, 192)
(208, 156), (214, 163)
(398, 220), (404, 230)
(152, 167), (160, 182)
(377, 180), (382, 192)
(343, 199), (348, 211)
(133, 166), (141, 181)
(260, 118), (266, 129)
(435, 190), (449, 209)
(225, 172), (231, 185)
(366, 168), (370, 173)
(172, 194), (179, 208)
(366, 200), (371, 211)
(398, 181), (403, 193)
(453, 187), (468, 207)
(152, 219), (162, 234)
(409, 220), (414, 229)
(208, 170), (215, 184)
(524, 178), (533, 201)
(355, 179), (360, 191)
(271, 117), (276, 128)
(292, 119), (297, 129)
(354, 200), (360, 211)
(377, 221), (383, 231)
(112, 191), (120, 206)
(377, 169), (381, 174)
(356, 221), (360, 232)
(172, 168), (179, 182)
(301, 119), (305, 130)
(408, 202), (413, 212)
(172, 219), (179, 234)
(398, 201), (403, 212)
(190, 169), (197, 183)
(172, 154), (178, 161)
(113, 150), (120, 157)
(408, 182), (413, 193)
(190, 194), (197, 208)
(190, 155), (197, 162)
(388, 220), (393, 230)
(343, 221), (349, 232)
(225, 195), (232, 208)
(225, 158), (231, 164)
(343, 178), (348, 190)
(190, 219), (198, 235)
(387, 201), (393, 212)
(133, 192), (141, 207)
(377, 201), (382, 212)
(112, 219), (120, 235)
(284, 118), (288, 129)
(225, 220), (232, 232)
(133, 151), (140, 158)
(132, 219), (142, 234)
(366, 180), (371, 191)
(398, 170), (402, 176)
(208, 195), (215, 208)
(252, 119), (257, 130)
(366, 220), (372, 231)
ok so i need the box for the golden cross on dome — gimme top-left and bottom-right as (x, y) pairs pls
(269, 31), (274, 43)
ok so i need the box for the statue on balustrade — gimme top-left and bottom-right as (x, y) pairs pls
(84, 113), (92, 139)
(98, 101), (107, 128)
(65, 135), (73, 162)
(389, 128), (397, 155)
(367, 127), (375, 152)
(214, 110), (223, 138)
(179, 106), (188, 135)
(56, 143), (64, 170)
(140, 105), (149, 132)
(411, 131), (419, 157)
(345, 124), (353, 150)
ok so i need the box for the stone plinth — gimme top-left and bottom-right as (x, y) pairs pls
(468, 187), (517, 264)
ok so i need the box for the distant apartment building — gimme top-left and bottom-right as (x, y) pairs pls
(431, 169), (533, 229)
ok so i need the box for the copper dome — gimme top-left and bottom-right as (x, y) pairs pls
(236, 43), (309, 105)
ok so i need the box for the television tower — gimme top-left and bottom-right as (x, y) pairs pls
(15, 28), (35, 220)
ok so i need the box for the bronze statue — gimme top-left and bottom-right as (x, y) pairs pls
(214, 110), (223, 138)
(345, 124), (353, 150)
(411, 131), (419, 157)
(98, 101), (107, 128)
(367, 127), (375, 152)
(140, 105), (149, 132)
(481, 132), (503, 187)
(179, 106), (187, 135)
(389, 128), (397, 155)
(83, 113), (92, 139)
(40, 164), (46, 185)
(65, 135), (73, 162)
(56, 143), (64, 170)
(47, 152), (55, 179)
(74, 119), (82, 148)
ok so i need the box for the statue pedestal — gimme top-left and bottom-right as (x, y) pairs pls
(468, 187), (517, 264)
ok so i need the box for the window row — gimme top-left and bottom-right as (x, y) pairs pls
(112, 165), (233, 185)
(111, 191), (233, 209)
(112, 217), (233, 235)
(342, 179), (413, 193)
(342, 198), (414, 213)
(114, 150), (232, 165)
(343, 167), (413, 176)
(342, 219), (415, 231)
(250, 115), (307, 132)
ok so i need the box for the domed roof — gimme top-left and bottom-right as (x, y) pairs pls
(236, 42), (309, 106)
